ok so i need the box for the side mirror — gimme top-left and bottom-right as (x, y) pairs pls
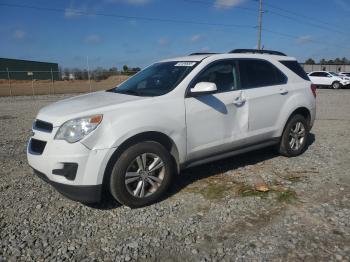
(190, 82), (217, 96)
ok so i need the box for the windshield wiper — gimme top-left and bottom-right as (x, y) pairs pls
(113, 89), (141, 96)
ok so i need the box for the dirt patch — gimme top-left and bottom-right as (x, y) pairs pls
(0, 115), (17, 120)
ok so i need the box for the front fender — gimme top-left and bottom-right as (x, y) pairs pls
(81, 97), (187, 163)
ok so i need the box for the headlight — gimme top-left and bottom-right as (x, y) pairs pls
(55, 115), (103, 143)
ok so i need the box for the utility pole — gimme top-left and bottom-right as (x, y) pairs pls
(87, 56), (92, 93)
(257, 0), (263, 50)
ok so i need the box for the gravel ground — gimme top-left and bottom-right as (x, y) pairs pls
(0, 90), (349, 261)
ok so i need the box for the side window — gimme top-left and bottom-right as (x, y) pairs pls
(239, 59), (287, 89)
(194, 61), (239, 93)
(319, 72), (328, 77)
(309, 72), (320, 77)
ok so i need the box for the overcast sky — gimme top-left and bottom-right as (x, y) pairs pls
(1, 0), (350, 69)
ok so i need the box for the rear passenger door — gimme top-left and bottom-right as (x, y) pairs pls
(308, 72), (322, 85)
(238, 59), (288, 143)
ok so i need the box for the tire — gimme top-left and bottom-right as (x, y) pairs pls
(278, 114), (309, 157)
(109, 141), (174, 208)
(331, 81), (341, 89)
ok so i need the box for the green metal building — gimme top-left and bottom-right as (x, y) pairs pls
(0, 58), (60, 80)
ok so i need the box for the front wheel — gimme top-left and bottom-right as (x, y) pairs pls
(278, 114), (309, 157)
(109, 141), (174, 208)
(331, 81), (342, 89)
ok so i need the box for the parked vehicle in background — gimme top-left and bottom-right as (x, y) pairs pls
(308, 71), (350, 89)
(338, 72), (350, 80)
(27, 49), (316, 208)
(329, 72), (350, 81)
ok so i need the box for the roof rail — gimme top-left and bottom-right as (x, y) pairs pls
(229, 49), (287, 56)
(189, 52), (219, 56)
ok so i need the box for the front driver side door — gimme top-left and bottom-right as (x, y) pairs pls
(185, 60), (248, 162)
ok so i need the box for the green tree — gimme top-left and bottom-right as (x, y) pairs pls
(334, 58), (342, 65)
(319, 58), (327, 64)
(341, 57), (349, 64)
(123, 65), (129, 72)
(305, 58), (316, 64)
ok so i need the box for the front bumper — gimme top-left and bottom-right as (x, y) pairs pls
(33, 168), (102, 203)
(341, 81), (350, 86)
(27, 125), (115, 203)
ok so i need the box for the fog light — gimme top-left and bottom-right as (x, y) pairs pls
(52, 163), (78, 181)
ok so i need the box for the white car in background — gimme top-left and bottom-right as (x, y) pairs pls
(308, 71), (350, 89)
(338, 72), (350, 80)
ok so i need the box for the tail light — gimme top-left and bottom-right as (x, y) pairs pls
(310, 84), (317, 98)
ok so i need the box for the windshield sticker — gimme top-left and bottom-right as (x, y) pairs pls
(175, 62), (196, 67)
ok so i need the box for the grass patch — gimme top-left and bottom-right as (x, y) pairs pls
(201, 184), (231, 200)
(277, 189), (298, 203)
(183, 183), (232, 200)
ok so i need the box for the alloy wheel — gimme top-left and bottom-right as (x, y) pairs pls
(288, 121), (306, 151)
(124, 153), (165, 198)
(333, 82), (340, 89)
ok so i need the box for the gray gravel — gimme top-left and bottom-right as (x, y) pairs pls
(0, 90), (350, 261)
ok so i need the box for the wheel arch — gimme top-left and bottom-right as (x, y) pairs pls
(102, 131), (180, 190)
(279, 106), (311, 138)
(289, 107), (311, 127)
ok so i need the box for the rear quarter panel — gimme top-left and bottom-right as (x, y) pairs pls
(274, 80), (316, 138)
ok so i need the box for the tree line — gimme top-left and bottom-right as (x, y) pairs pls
(304, 58), (350, 65)
(61, 65), (141, 81)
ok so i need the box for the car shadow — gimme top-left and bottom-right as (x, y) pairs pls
(195, 95), (228, 114)
(87, 133), (315, 210)
(84, 192), (122, 210)
(165, 132), (315, 201)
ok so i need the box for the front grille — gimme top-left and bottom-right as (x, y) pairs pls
(33, 120), (53, 133)
(29, 138), (47, 155)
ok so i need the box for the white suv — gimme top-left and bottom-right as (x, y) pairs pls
(308, 71), (350, 89)
(338, 72), (350, 80)
(27, 49), (316, 207)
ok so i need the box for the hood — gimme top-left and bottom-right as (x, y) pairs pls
(37, 91), (146, 126)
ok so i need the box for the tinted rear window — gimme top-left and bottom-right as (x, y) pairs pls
(239, 59), (287, 89)
(280, 60), (309, 81)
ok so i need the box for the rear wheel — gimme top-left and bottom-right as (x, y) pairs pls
(332, 81), (341, 89)
(278, 114), (309, 157)
(109, 141), (174, 208)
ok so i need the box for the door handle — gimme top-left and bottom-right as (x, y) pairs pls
(279, 87), (288, 95)
(233, 97), (246, 106)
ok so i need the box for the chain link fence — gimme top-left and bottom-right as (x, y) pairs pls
(4, 64), (349, 97)
(0, 70), (129, 97)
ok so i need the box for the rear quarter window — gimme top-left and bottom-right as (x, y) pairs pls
(280, 60), (310, 81)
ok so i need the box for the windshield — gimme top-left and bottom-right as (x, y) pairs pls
(109, 61), (198, 96)
(329, 72), (340, 76)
